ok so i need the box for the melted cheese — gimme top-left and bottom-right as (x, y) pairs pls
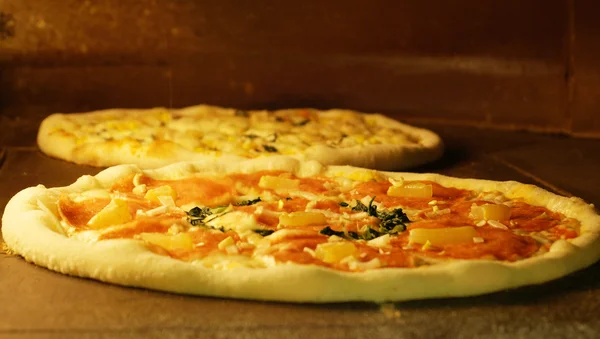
(61, 107), (422, 158)
(53, 168), (579, 272)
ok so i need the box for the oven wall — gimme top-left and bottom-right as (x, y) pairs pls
(1, 0), (599, 142)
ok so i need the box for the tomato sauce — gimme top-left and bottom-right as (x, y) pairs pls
(435, 228), (538, 261)
(111, 174), (136, 192)
(58, 197), (110, 228)
(61, 168), (579, 271)
(98, 215), (180, 240)
(509, 203), (562, 232)
(298, 177), (331, 193)
(550, 226), (578, 240)
(229, 170), (285, 187)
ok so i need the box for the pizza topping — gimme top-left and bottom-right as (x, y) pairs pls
(261, 145), (278, 153)
(258, 175), (299, 191)
(487, 220), (509, 230)
(141, 205), (169, 217)
(217, 236), (236, 251)
(470, 203), (511, 221)
(52, 168), (582, 272)
(279, 211), (327, 227)
(186, 206), (213, 226)
(234, 197), (262, 206)
(347, 198), (411, 234)
(139, 232), (194, 252)
(387, 182), (433, 198)
(87, 198), (132, 229)
(207, 210), (258, 232)
(345, 257), (382, 271)
(144, 185), (177, 203)
(253, 229), (275, 236)
(69, 189), (112, 202)
(157, 195), (177, 208)
(367, 234), (391, 248)
(315, 242), (358, 263)
(408, 226), (478, 246)
(47, 106), (439, 164)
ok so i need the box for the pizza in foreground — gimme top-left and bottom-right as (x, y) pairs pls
(3, 157), (600, 303)
(37, 104), (443, 170)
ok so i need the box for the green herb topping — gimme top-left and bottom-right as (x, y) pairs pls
(186, 206), (212, 226)
(253, 229), (275, 236)
(293, 119), (310, 126)
(263, 145), (278, 153)
(267, 133), (278, 142)
(320, 198), (410, 240)
(234, 197), (262, 206)
(319, 226), (360, 240)
(185, 206), (228, 232)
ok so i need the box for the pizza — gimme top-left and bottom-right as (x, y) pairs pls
(37, 104), (443, 170)
(2, 156), (600, 303)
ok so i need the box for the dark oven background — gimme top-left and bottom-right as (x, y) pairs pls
(1, 0), (599, 143)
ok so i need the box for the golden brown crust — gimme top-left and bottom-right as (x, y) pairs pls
(3, 157), (600, 302)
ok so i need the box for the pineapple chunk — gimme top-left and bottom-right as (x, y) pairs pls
(387, 182), (433, 198)
(139, 232), (194, 251)
(470, 204), (511, 221)
(218, 236), (235, 250)
(144, 185), (177, 203)
(409, 226), (478, 246)
(87, 199), (132, 229)
(258, 175), (299, 190)
(279, 211), (327, 227)
(315, 242), (358, 263)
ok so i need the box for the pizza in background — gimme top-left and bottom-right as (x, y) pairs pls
(37, 105), (443, 170)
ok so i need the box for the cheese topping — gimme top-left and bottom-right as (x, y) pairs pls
(56, 106), (424, 158)
(52, 169), (580, 272)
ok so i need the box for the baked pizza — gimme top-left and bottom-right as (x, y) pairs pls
(3, 157), (600, 302)
(37, 105), (443, 170)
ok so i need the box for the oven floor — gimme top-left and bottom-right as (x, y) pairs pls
(1, 122), (600, 338)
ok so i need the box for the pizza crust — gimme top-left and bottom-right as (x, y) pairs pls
(302, 114), (443, 170)
(37, 112), (245, 169)
(3, 157), (600, 302)
(37, 106), (443, 170)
